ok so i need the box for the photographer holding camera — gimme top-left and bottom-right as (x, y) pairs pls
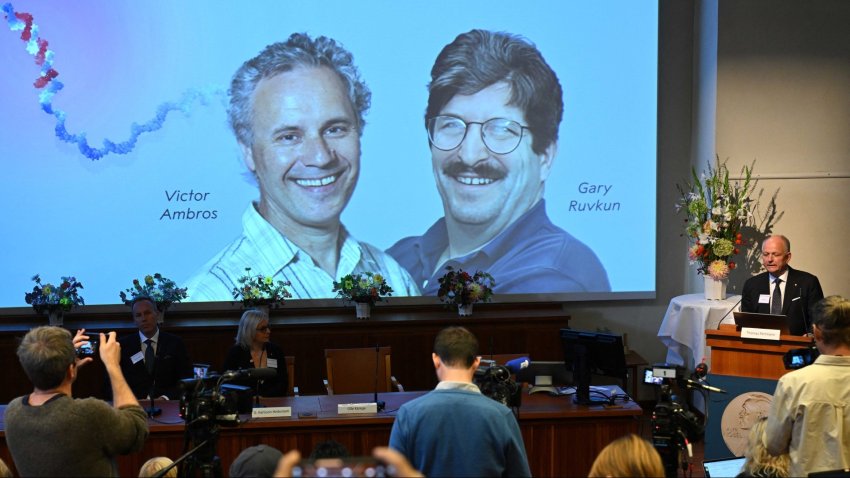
(388, 326), (530, 477)
(4, 326), (148, 476)
(764, 295), (850, 477)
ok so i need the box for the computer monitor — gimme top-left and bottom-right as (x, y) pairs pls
(560, 329), (627, 405)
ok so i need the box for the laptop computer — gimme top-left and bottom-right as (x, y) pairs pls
(733, 311), (792, 335)
(703, 456), (745, 478)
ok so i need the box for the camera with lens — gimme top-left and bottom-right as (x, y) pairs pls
(474, 360), (521, 409)
(644, 364), (705, 477)
(179, 375), (243, 427)
(783, 346), (819, 370)
(76, 335), (99, 358)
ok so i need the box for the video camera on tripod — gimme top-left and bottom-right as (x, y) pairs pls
(172, 368), (277, 477)
(643, 364), (713, 478)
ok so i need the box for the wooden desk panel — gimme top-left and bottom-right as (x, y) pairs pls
(706, 324), (813, 379)
(0, 302), (570, 402)
(1, 388), (640, 477)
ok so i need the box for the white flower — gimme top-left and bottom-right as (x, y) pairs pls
(711, 206), (724, 216)
(698, 233), (711, 245)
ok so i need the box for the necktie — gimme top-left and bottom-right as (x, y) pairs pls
(771, 278), (782, 315)
(144, 338), (156, 375)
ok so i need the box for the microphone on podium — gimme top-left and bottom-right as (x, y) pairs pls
(146, 370), (162, 417)
(374, 345), (385, 412)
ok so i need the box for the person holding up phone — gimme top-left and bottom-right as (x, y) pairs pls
(4, 327), (148, 476)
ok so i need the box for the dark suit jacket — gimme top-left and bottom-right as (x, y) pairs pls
(114, 330), (192, 400)
(741, 267), (824, 335)
(221, 342), (289, 397)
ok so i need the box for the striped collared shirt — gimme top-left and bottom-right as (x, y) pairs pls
(184, 205), (420, 301)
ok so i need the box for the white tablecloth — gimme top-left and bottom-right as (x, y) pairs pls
(657, 293), (741, 370)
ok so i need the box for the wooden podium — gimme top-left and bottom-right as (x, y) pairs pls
(706, 324), (814, 380)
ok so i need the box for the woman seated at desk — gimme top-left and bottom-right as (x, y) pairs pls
(222, 308), (289, 397)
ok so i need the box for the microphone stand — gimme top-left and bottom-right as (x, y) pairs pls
(151, 437), (211, 478)
(716, 296), (743, 328)
(374, 344), (385, 412)
(253, 344), (267, 408)
(799, 286), (812, 336)
(253, 377), (265, 408)
(146, 359), (161, 417)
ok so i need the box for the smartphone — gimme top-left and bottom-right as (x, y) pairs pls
(292, 457), (387, 477)
(77, 335), (99, 358)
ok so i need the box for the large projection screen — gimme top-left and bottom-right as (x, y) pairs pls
(1, 1), (658, 307)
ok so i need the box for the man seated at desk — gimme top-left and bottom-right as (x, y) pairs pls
(112, 297), (192, 399)
(741, 235), (824, 335)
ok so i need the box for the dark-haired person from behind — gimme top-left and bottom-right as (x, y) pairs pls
(740, 235), (824, 335)
(763, 296), (850, 476)
(389, 326), (530, 477)
(222, 308), (289, 396)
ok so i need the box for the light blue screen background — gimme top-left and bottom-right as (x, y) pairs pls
(0, 0), (657, 306)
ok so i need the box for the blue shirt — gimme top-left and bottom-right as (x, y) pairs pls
(389, 387), (531, 477)
(387, 200), (610, 295)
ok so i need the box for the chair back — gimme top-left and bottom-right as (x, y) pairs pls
(325, 346), (393, 395)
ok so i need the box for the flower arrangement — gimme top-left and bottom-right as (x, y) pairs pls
(120, 273), (188, 311)
(25, 274), (85, 313)
(436, 266), (495, 306)
(232, 267), (292, 308)
(676, 158), (756, 280)
(332, 272), (393, 305)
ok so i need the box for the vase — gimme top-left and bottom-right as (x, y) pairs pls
(157, 307), (167, 325)
(355, 302), (371, 319)
(253, 304), (271, 316)
(458, 303), (474, 316)
(48, 309), (64, 326)
(704, 276), (728, 300)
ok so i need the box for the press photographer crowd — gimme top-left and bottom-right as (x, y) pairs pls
(0, 292), (846, 477)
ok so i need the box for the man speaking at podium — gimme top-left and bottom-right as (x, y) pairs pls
(740, 235), (824, 335)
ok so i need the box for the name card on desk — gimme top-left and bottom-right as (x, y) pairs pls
(251, 406), (291, 418)
(740, 327), (781, 341)
(338, 403), (378, 414)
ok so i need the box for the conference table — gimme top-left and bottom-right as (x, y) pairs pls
(0, 387), (640, 477)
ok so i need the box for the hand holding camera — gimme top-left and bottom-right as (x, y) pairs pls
(73, 329), (98, 365)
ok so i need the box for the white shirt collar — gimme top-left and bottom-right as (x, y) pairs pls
(769, 269), (790, 284)
(435, 381), (481, 393)
(139, 328), (160, 344)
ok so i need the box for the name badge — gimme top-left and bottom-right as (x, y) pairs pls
(758, 294), (770, 304)
(266, 358), (278, 369)
(741, 327), (781, 341)
(131, 351), (145, 364)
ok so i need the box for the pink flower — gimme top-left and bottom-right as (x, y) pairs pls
(707, 260), (730, 280)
